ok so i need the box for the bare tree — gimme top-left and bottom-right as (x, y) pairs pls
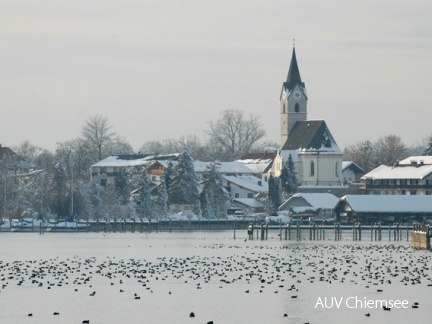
(104, 136), (134, 156)
(206, 109), (266, 161)
(12, 140), (42, 163)
(374, 134), (408, 166)
(344, 140), (376, 173)
(139, 135), (210, 160)
(344, 135), (409, 173)
(81, 115), (116, 161)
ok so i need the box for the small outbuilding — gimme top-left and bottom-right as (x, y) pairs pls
(279, 193), (339, 222)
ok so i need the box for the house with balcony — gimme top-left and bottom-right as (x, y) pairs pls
(90, 153), (180, 186)
(361, 156), (432, 195)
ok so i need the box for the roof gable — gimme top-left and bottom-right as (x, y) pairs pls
(342, 161), (366, 174)
(280, 193), (339, 210)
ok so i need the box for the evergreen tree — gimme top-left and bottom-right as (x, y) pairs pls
(168, 147), (200, 210)
(90, 176), (104, 221)
(423, 135), (432, 156)
(164, 161), (174, 195)
(154, 177), (168, 218)
(200, 190), (214, 219)
(280, 154), (298, 195)
(200, 163), (228, 218)
(50, 161), (69, 218)
(268, 175), (282, 212)
(137, 171), (153, 219)
(103, 181), (119, 217)
(114, 169), (130, 205)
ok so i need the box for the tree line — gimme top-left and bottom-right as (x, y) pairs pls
(0, 110), (268, 220)
(1, 110), (431, 220)
(344, 134), (431, 173)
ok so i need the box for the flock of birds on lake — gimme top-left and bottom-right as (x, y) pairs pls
(0, 241), (430, 323)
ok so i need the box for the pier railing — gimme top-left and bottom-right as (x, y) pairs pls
(2, 218), (430, 248)
(246, 222), (417, 244)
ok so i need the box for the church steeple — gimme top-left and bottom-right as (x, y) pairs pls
(285, 47), (303, 91)
(280, 46), (308, 146)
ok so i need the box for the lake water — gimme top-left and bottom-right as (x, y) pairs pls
(0, 231), (430, 324)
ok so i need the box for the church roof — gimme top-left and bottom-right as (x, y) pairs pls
(281, 120), (341, 153)
(283, 47), (305, 91)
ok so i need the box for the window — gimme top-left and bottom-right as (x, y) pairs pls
(282, 103), (286, 113)
(310, 161), (315, 176)
(247, 193), (253, 198)
(235, 193), (239, 198)
(335, 162), (338, 177)
(295, 103), (300, 112)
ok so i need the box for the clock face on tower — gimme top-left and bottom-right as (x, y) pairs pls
(294, 91), (301, 99)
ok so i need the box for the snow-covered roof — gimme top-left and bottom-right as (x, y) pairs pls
(398, 156), (432, 165)
(281, 120), (342, 154)
(92, 156), (255, 176)
(224, 175), (268, 193)
(342, 161), (354, 171)
(233, 198), (264, 208)
(236, 153), (275, 174)
(280, 193), (339, 210)
(278, 150), (300, 162)
(342, 161), (365, 175)
(92, 154), (180, 168)
(193, 161), (255, 174)
(291, 206), (318, 214)
(339, 195), (432, 213)
(92, 156), (151, 168)
(362, 164), (432, 180)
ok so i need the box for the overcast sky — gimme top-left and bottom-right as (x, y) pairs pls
(1, 0), (431, 152)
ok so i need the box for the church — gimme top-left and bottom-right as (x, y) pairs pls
(273, 47), (343, 187)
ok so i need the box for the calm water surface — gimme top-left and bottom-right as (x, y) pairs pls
(0, 231), (430, 324)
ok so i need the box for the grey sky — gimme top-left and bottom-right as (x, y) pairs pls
(1, 0), (431, 152)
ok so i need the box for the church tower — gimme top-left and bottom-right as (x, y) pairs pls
(280, 46), (308, 146)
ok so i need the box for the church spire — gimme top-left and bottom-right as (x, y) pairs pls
(280, 45), (307, 147)
(285, 46), (303, 91)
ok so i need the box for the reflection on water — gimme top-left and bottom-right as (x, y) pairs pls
(0, 231), (430, 324)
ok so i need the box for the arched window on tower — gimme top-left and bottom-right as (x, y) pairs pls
(335, 162), (339, 177)
(283, 103), (286, 113)
(310, 161), (315, 176)
(295, 103), (300, 112)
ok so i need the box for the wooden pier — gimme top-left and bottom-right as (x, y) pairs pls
(3, 218), (430, 249)
(247, 222), (409, 243)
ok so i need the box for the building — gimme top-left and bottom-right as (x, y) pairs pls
(236, 151), (276, 182)
(273, 47), (343, 187)
(362, 156), (432, 195)
(223, 175), (268, 199)
(342, 161), (365, 184)
(278, 193), (338, 221)
(334, 194), (432, 225)
(90, 153), (180, 186)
